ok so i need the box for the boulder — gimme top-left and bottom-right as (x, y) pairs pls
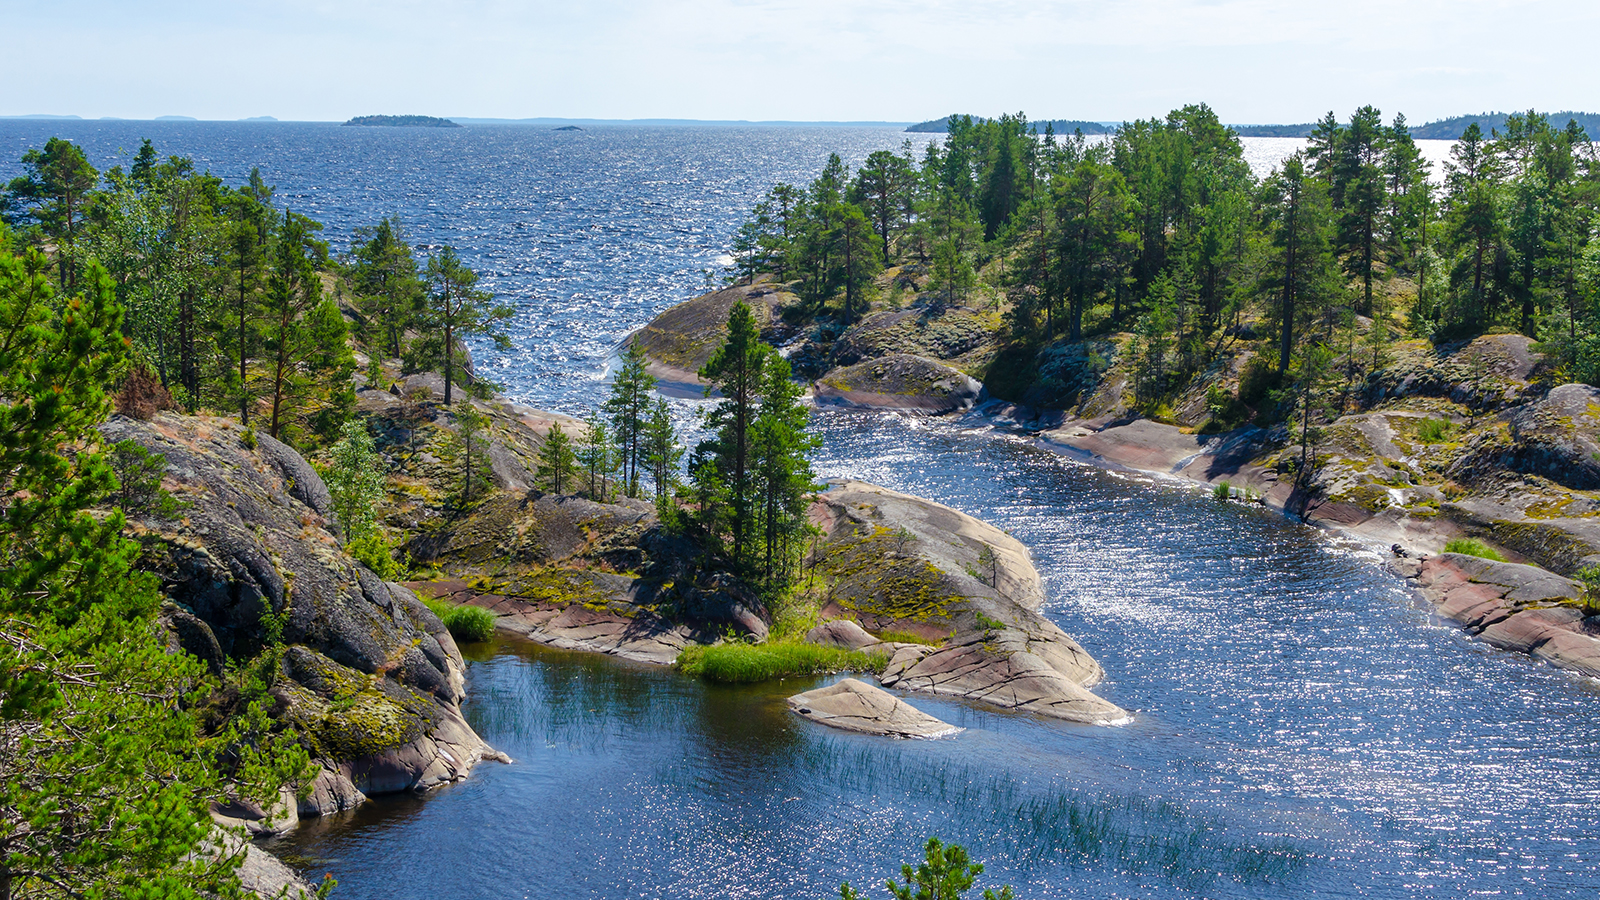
(1504, 383), (1600, 490)
(806, 618), (884, 650)
(632, 277), (796, 391)
(814, 353), (983, 414)
(788, 678), (959, 738)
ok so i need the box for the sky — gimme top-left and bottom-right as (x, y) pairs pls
(3, 0), (1596, 125)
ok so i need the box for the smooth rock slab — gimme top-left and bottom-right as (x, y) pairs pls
(788, 678), (960, 739)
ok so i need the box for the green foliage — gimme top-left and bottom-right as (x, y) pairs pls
(675, 640), (887, 683)
(348, 532), (398, 579)
(692, 303), (820, 589)
(837, 837), (1013, 900)
(0, 248), (312, 898)
(605, 341), (658, 497)
(642, 397), (684, 504)
(421, 598), (497, 643)
(108, 439), (182, 518)
(346, 215), (424, 359)
(575, 412), (617, 500)
(536, 420), (577, 496)
(1444, 538), (1507, 561)
(1213, 481), (1232, 500)
(323, 417), (387, 545)
(418, 246), (513, 405)
(439, 404), (493, 508)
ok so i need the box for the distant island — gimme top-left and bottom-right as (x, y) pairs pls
(342, 114), (462, 128)
(1231, 124), (1316, 137)
(1411, 110), (1600, 139)
(554, 125), (583, 131)
(907, 115), (1111, 135)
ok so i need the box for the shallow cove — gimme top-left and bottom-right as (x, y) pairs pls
(271, 411), (1600, 899)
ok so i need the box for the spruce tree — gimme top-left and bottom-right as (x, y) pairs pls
(696, 301), (768, 568)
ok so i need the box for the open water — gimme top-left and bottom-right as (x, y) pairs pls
(0, 122), (1590, 899)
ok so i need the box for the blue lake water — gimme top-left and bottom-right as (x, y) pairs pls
(0, 122), (1588, 899)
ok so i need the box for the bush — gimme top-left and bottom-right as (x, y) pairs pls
(1444, 538), (1506, 562)
(1213, 481), (1231, 500)
(421, 597), (497, 643)
(348, 533), (397, 579)
(676, 640), (887, 683)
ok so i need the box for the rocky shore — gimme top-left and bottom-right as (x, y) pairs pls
(108, 413), (509, 831)
(632, 278), (1600, 686)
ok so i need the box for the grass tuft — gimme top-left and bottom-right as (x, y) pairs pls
(422, 597), (498, 643)
(1444, 538), (1506, 562)
(1416, 417), (1456, 444)
(676, 640), (888, 683)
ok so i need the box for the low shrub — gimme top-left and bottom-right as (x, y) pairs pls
(115, 367), (174, 420)
(676, 641), (888, 683)
(1213, 481), (1232, 500)
(1444, 538), (1506, 562)
(422, 597), (497, 643)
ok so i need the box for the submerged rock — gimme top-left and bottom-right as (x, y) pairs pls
(788, 678), (959, 738)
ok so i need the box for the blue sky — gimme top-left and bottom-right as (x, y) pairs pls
(4, 0), (1595, 123)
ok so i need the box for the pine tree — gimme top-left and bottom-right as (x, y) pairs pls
(323, 418), (386, 545)
(750, 354), (819, 586)
(605, 341), (657, 497)
(0, 250), (314, 899)
(575, 412), (616, 500)
(449, 405), (494, 506)
(421, 246), (513, 405)
(696, 302), (768, 568)
(537, 421), (576, 495)
(3, 137), (98, 288)
(642, 397), (683, 505)
(349, 216), (423, 359)
(263, 209), (328, 441)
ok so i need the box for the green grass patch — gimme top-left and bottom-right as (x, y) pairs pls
(1444, 538), (1506, 562)
(676, 640), (888, 684)
(422, 597), (498, 643)
(1416, 417), (1457, 444)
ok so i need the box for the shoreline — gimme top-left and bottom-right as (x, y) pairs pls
(948, 400), (1600, 682)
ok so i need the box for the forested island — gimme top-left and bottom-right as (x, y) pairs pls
(341, 114), (461, 128)
(915, 109), (1600, 141)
